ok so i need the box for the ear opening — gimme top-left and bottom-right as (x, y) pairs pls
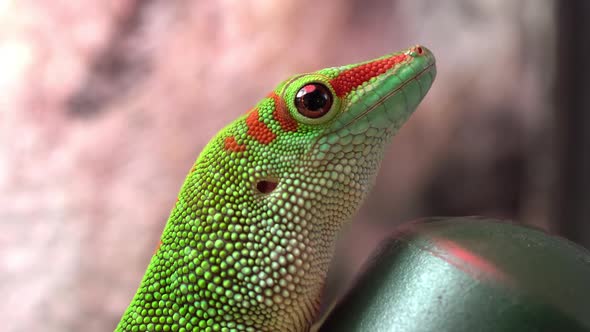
(255, 179), (279, 194)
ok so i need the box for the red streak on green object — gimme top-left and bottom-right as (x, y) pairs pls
(434, 239), (507, 283)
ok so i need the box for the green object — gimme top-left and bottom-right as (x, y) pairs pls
(115, 46), (436, 331)
(320, 217), (590, 332)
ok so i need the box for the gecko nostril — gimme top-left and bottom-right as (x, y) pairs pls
(256, 179), (278, 194)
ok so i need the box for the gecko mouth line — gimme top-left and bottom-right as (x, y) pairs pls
(309, 59), (436, 155)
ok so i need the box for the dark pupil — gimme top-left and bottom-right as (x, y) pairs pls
(295, 83), (333, 118)
(301, 87), (326, 110)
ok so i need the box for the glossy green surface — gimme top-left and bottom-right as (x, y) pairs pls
(320, 217), (590, 332)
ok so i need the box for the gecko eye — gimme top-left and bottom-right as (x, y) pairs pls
(295, 83), (333, 118)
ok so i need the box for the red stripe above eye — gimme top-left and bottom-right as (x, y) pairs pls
(330, 53), (408, 97)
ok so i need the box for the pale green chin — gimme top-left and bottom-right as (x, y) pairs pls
(304, 50), (436, 197)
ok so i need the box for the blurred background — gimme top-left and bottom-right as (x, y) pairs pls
(1, 0), (589, 331)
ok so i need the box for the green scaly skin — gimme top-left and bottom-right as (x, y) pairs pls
(116, 45), (436, 332)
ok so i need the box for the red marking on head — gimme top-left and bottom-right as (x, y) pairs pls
(246, 108), (276, 144)
(330, 54), (408, 97)
(269, 92), (297, 132)
(224, 136), (247, 152)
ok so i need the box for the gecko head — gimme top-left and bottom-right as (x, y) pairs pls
(221, 45), (436, 194)
(289, 45), (436, 202)
(220, 46), (435, 205)
(264, 44), (435, 239)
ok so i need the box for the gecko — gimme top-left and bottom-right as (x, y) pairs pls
(115, 45), (436, 332)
